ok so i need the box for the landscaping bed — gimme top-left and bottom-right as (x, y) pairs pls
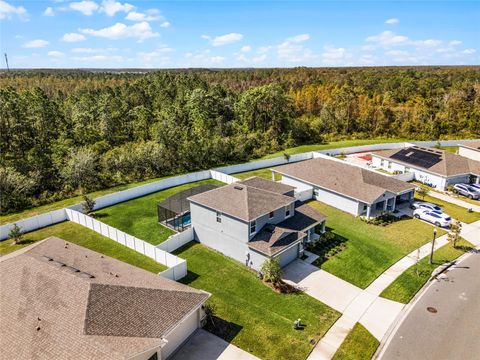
(94, 179), (223, 245)
(332, 323), (379, 360)
(307, 201), (447, 289)
(0, 221), (167, 273)
(173, 241), (340, 360)
(380, 238), (473, 304)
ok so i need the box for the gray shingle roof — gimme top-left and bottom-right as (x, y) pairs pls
(239, 176), (295, 195)
(188, 182), (295, 222)
(0, 237), (209, 360)
(274, 157), (415, 204)
(248, 202), (326, 257)
(375, 146), (480, 176)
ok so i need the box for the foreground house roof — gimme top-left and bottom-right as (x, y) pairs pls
(274, 157), (415, 204)
(188, 181), (295, 222)
(249, 202), (326, 257)
(374, 146), (480, 177)
(0, 237), (209, 360)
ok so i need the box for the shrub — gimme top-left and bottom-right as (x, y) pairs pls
(81, 195), (96, 214)
(8, 223), (24, 245)
(261, 258), (282, 284)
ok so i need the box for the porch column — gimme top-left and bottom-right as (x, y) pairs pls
(383, 200), (388, 212)
(322, 221), (326, 233)
(476, 176), (480, 184)
(366, 205), (372, 219)
(392, 196), (397, 212)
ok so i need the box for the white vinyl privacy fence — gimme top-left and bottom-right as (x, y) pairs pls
(1, 139), (477, 242)
(156, 228), (195, 253)
(65, 209), (187, 280)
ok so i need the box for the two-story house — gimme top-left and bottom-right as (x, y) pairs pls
(188, 177), (326, 270)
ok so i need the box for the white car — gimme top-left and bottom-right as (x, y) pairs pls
(411, 202), (442, 212)
(413, 209), (451, 227)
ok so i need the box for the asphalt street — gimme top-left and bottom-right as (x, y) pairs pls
(380, 251), (480, 360)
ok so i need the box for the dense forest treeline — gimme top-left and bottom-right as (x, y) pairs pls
(1, 67), (479, 214)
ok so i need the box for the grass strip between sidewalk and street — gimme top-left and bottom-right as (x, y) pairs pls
(332, 322), (380, 360)
(380, 238), (473, 304)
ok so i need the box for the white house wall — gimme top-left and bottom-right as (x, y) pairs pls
(162, 308), (201, 359)
(459, 147), (480, 161)
(280, 176), (313, 201)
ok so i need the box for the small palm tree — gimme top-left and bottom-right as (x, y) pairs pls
(416, 187), (428, 201)
(261, 258), (282, 284)
(447, 220), (462, 248)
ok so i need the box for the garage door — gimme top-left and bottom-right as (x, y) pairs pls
(277, 243), (299, 268)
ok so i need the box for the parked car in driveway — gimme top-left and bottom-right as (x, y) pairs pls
(411, 202), (442, 212)
(413, 209), (452, 227)
(469, 183), (480, 191)
(452, 184), (480, 200)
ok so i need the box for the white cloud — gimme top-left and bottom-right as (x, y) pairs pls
(100, 0), (134, 16)
(0, 0), (27, 20)
(62, 32), (86, 42)
(240, 45), (251, 53)
(71, 47), (118, 53)
(277, 33), (313, 62)
(80, 22), (159, 41)
(322, 45), (348, 60)
(385, 18), (399, 25)
(365, 31), (409, 47)
(462, 48), (476, 55)
(414, 39), (442, 47)
(125, 11), (147, 21)
(72, 55), (124, 62)
(48, 51), (65, 57)
(449, 40), (462, 46)
(160, 21), (170, 28)
(23, 39), (49, 48)
(43, 7), (54, 16)
(203, 33), (243, 46)
(70, 1), (99, 16)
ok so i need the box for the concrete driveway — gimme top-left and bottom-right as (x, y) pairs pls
(282, 259), (362, 313)
(171, 329), (258, 360)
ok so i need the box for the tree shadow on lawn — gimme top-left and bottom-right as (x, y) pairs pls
(204, 316), (243, 343)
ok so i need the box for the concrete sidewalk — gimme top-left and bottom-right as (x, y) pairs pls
(303, 231), (455, 360)
(427, 190), (480, 212)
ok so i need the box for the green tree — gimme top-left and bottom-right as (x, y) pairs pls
(9, 223), (24, 245)
(416, 187), (428, 201)
(81, 195), (96, 214)
(261, 258), (282, 284)
(447, 220), (462, 248)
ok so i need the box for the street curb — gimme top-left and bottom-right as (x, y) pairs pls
(373, 246), (479, 359)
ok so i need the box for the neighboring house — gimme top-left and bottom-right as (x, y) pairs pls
(0, 237), (209, 360)
(458, 141), (480, 162)
(272, 156), (415, 218)
(188, 176), (326, 270)
(371, 145), (480, 190)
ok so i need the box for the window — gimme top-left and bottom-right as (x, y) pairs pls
(269, 211), (274, 219)
(285, 205), (291, 217)
(405, 167), (411, 173)
(380, 159), (384, 167)
(216, 212), (222, 223)
(388, 161), (392, 169)
(363, 204), (367, 211)
(250, 220), (256, 234)
(313, 188), (319, 197)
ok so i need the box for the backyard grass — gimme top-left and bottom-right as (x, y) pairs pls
(380, 238), (473, 304)
(234, 165), (283, 180)
(0, 175), (173, 225)
(332, 323), (379, 360)
(258, 138), (408, 160)
(95, 179), (223, 245)
(308, 201), (447, 289)
(0, 221), (167, 273)
(415, 194), (480, 223)
(173, 241), (341, 360)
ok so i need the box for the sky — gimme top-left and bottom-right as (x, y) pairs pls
(0, 0), (479, 68)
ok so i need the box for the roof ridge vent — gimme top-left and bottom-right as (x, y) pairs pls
(233, 185), (244, 190)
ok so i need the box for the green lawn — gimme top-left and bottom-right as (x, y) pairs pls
(0, 221), (167, 273)
(0, 175), (173, 225)
(258, 138), (408, 160)
(380, 238), (473, 304)
(95, 179), (223, 245)
(234, 165), (283, 180)
(332, 323), (379, 360)
(308, 201), (447, 289)
(415, 194), (480, 223)
(173, 242), (340, 360)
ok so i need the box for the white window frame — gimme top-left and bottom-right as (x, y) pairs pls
(216, 211), (222, 223)
(250, 220), (256, 234)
